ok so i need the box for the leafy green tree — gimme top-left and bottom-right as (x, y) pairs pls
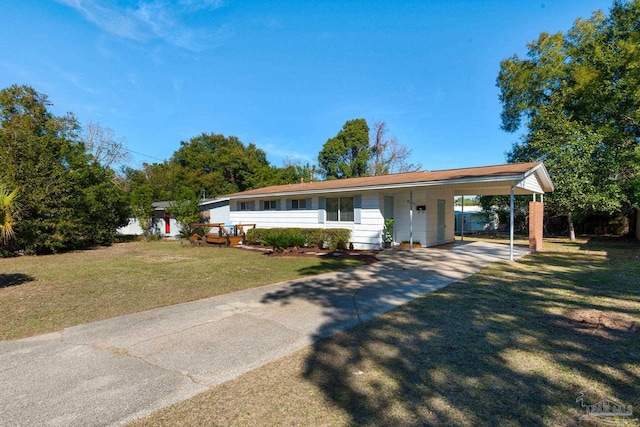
(170, 133), (271, 196)
(318, 118), (371, 179)
(259, 158), (317, 186)
(169, 193), (205, 238)
(130, 184), (155, 241)
(497, 1), (640, 240)
(0, 84), (129, 253)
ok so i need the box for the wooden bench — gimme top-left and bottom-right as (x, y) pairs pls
(190, 223), (257, 246)
(191, 223), (229, 246)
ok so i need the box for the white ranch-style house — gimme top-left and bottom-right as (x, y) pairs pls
(222, 162), (554, 256)
(120, 162), (554, 259)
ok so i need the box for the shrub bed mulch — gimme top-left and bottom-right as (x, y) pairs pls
(237, 244), (380, 265)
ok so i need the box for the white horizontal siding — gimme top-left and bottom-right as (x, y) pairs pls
(229, 193), (384, 250)
(517, 173), (544, 193)
(208, 205), (230, 224)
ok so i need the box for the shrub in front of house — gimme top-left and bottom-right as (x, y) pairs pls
(245, 228), (351, 251)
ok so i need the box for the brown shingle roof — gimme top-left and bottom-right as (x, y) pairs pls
(229, 162), (548, 198)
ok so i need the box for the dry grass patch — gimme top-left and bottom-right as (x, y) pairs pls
(0, 241), (364, 340)
(133, 237), (640, 426)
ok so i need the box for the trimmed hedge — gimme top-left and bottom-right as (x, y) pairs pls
(245, 228), (352, 251)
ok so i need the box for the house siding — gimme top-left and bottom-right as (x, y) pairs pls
(230, 193), (385, 250)
(424, 189), (455, 246)
(202, 200), (230, 224)
(518, 173), (544, 193)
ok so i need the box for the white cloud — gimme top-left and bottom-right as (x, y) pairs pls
(55, 0), (227, 51)
(178, 0), (224, 12)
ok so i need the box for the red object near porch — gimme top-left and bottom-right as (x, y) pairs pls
(164, 212), (171, 234)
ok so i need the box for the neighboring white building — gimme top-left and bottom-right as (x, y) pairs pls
(118, 199), (230, 238)
(118, 201), (181, 238)
(225, 162), (554, 250)
(200, 197), (231, 225)
(454, 205), (498, 234)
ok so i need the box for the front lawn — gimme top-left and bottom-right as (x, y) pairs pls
(133, 237), (640, 426)
(0, 241), (364, 340)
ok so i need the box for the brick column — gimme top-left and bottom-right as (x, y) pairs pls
(529, 201), (544, 251)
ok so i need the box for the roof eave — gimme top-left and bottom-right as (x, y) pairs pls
(229, 174), (538, 199)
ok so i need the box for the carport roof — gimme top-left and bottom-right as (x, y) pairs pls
(228, 162), (554, 199)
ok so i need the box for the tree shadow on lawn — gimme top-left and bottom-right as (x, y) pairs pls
(264, 244), (640, 425)
(0, 273), (35, 289)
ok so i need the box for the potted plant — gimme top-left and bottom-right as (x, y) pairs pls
(382, 218), (394, 248)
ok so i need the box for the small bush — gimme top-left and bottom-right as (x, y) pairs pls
(245, 228), (352, 251)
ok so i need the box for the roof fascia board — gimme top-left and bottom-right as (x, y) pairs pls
(199, 197), (230, 205)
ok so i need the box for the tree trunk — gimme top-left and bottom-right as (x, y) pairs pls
(568, 211), (576, 241)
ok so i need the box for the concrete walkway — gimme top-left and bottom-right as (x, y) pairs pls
(0, 241), (531, 426)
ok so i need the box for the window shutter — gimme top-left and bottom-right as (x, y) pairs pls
(354, 195), (362, 224)
(318, 197), (325, 223)
(258, 200), (263, 211)
(236, 201), (240, 211)
(276, 200), (281, 210)
(306, 198), (312, 210)
(286, 199), (292, 210)
(249, 201), (255, 211)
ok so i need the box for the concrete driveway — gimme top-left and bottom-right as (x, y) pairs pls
(0, 241), (530, 426)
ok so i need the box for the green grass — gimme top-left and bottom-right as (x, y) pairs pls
(0, 240), (363, 340)
(132, 237), (640, 426)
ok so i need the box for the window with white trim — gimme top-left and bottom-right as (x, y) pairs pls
(239, 201), (249, 211)
(262, 200), (277, 210)
(291, 199), (307, 210)
(326, 197), (354, 222)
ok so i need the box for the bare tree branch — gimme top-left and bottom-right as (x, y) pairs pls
(83, 121), (130, 168)
(369, 121), (422, 175)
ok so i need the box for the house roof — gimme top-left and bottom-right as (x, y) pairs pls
(228, 162), (554, 199)
(151, 201), (173, 210)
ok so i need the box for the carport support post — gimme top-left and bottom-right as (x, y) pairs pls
(510, 185), (515, 261)
(461, 195), (464, 241)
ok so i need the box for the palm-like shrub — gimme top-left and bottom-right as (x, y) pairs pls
(0, 184), (19, 246)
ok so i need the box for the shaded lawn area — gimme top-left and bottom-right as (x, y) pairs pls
(0, 241), (364, 340)
(133, 237), (640, 426)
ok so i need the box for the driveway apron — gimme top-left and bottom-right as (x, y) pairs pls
(0, 241), (531, 426)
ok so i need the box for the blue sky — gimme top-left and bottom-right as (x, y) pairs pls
(0, 0), (613, 172)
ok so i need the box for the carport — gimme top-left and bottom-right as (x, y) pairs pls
(404, 162), (554, 260)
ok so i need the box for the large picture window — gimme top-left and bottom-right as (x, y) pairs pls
(326, 197), (354, 222)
